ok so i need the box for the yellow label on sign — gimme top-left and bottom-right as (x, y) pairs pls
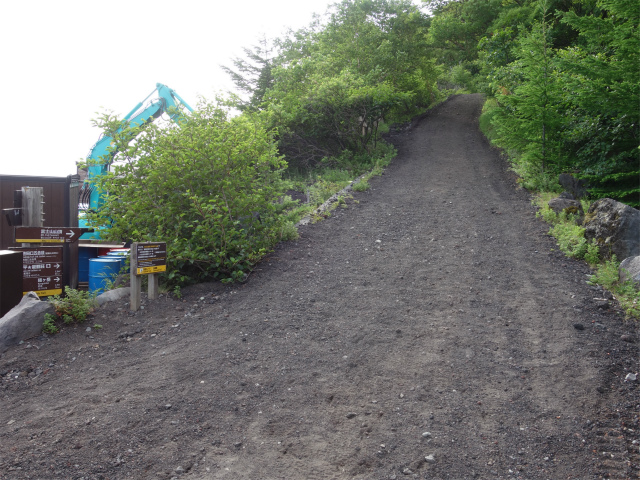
(15, 238), (64, 243)
(24, 289), (63, 297)
(136, 265), (166, 275)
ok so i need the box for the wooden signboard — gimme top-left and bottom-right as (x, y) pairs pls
(15, 227), (86, 244)
(11, 247), (63, 296)
(134, 242), (167, 275)
(130, 242), (166, 311)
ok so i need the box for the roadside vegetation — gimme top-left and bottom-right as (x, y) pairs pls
(43, 288), (97, 334)
(85, 0), (638, 291)
(533, 194), (639, 319)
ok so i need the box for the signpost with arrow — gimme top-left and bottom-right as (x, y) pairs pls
(14, 227), (87, 244)
(11, 247), (63, 296)
(11, 227), (91, 296)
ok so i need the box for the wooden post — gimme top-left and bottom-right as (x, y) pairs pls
(21, 187), (44, 228)
(130, 241), (165, 310)
(130, 242), (141, 311)
(148, 273), (159, 300)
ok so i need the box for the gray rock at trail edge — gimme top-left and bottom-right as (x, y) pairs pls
(583, 198), (640, 260)
(558, 173), (588, 199)
(95, 287), (130, 306)
(547, 197), (584, 222)
(619, 256), (640, 286)
(0, 292), (54, 353)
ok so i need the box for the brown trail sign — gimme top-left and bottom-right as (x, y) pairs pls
(11, 247), (63, 296)
(15, 227), (86, 244)
(130, 242), (167, 311)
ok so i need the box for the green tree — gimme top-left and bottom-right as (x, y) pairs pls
(221, 36), (276, 111)
(266, 0), (438, 169)
(87, 99), (287, 285)
(557, 0), (639, 205)
(491, 4), (566, 189)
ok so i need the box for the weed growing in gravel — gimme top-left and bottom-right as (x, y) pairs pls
(588, 256), (640, 318)
(352, 179), (370, 192)
(535, 194), (639, 319)
(43, 315), (59, 334)
(534, 197), (596, 262)
(44, 287), (97, 334)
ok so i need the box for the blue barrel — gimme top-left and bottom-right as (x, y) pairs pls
(89, 258), (121, 294)
(107, 249), (130, 273)
(99, 255), (126, 274)
(79, 248), (98, 283)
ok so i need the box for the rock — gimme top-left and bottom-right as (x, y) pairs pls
(624, 373), (637, 382)
(425, 454), (436, 463)
(621, 335), (636, 343)
(0, 292), (55, 354)
(583, 198), (640, 260)
(573, 323), (585, 331)
(422, 432), (432, 438)
(547, 197), (584, 220)
(95, 287), (130, 306)
(619, 256), (640, 286)
(558, 173), (588, 199)
(346, 412), (357, 419)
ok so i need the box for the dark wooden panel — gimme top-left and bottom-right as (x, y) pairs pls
(0, 175), (71, 250)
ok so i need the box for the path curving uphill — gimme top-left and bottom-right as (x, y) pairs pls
(1, 94), (638, 479)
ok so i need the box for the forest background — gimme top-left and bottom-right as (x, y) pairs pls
(86, 0), (639, 288)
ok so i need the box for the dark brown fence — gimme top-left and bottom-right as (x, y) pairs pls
(0, 175), (80, 250)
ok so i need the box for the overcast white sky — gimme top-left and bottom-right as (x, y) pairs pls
(0, 0), (425, 177)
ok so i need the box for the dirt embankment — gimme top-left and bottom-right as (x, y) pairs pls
(1, 94), (638, 480)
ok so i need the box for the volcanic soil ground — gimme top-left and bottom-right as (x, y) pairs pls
(1, 94), (638, 480)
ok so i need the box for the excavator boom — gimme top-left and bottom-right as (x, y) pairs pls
(80, 83), (193, 239)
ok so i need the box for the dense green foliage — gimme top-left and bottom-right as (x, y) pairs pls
(44, 288), (97, 333)
(88, 100), (287, 285)
(263, 0), (440, 170)
(434, 0), (638, 205)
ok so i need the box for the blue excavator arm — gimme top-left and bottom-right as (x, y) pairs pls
(85, 83), (193, 209)
(80, 83), (193, 239)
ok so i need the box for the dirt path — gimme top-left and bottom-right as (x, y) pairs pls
(1, 94), (638, 480)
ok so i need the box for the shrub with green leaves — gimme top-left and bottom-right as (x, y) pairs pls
(44, 287), (97, 333)
(87, 99), (287, 285)
(588, 256), (640, 318)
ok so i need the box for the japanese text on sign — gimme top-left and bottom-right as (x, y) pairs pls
(11, 247), (63, 296)
(15, 227), (84, 243)
(135, 243), (167, 275)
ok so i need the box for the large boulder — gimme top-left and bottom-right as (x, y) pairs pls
(619, 256), (640, 287)
(0, 292), (54, 353)
(584, 198), (640, 260)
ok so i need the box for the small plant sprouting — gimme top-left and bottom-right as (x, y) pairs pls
(352, 179), (370, 192)
(43, 314), (59, 334)
(43, 287), (97, 333)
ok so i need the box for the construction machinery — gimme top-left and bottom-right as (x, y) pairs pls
(80, 83), (193, 239)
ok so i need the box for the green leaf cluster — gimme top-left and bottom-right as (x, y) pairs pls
(44, 287), (97, 333)
(87, 99), (287, 285)
(226, 0), (440, 172)
(475, 0), (639, 205)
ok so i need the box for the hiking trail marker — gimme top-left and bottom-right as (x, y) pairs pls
(15, 227), (86, 244)
(130, 242), (166, 311)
